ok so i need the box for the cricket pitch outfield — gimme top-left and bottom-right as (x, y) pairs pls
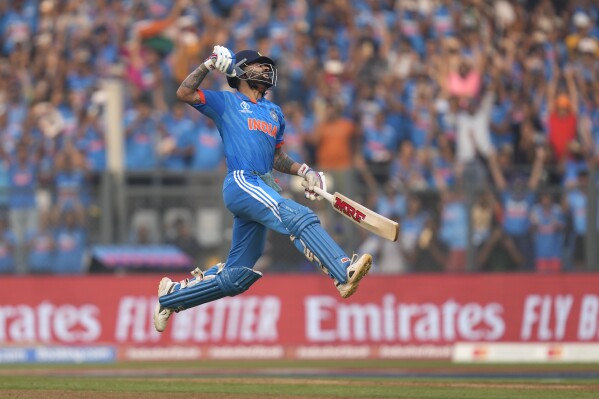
(1, 359), (598, 398)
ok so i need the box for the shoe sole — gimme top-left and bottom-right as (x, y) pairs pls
(154, 278), (174, 332)
(153, 303), (166, 332)
(158, 277), (172, 296)
(339, 255), (373, 299)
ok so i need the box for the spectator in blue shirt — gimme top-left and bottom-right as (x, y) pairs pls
(562, 142), (588, 188)
(409, 86), (437, 151)
(530, 192), (565, 273)
(489, 147), (546, 270)
(0, 216), (16, 273)
(7, 141), (38, 273)
(124, 96), (158, 170)
(54, 204), (86, 274)
(0, 154), (9, 211)
(563, 169), (599, 271)
(389, 141), (430, 191)
(375, 182), (407, 221)
(76, 110), (106, 172)
(159, 102), (195, 170)
(439, 185), (468, 272)
(361, 110), (398, 186)
(489, 85), (514, 149)
(432, 135), (458, 189)
(26, 211), (55, 274)
(191, 118), (224, 171)
(92, 24), (119, 78)
(53, 143), (89, 215)
(398, 195), (428, 270)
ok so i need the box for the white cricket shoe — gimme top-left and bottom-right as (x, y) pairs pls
(153, 277), (176, 332)
(335, 254), (372, 299)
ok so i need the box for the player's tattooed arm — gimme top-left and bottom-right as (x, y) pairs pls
(273, 147), (301, 175)
(176, 64), (211, 105)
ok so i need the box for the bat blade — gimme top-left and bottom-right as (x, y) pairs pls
(312, 187), (399, 241)
(331, 192), (399, 241)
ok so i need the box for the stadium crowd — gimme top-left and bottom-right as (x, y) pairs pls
(0, 0), (598, 275)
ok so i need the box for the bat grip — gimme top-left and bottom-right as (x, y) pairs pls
(312, 186), (335, 203)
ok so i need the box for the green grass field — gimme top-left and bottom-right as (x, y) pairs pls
(1, 360), (598, 399)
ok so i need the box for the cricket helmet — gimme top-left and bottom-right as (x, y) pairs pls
(226, 49), (277, 90)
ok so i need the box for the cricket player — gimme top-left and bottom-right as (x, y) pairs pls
(153, 45), (372, 332)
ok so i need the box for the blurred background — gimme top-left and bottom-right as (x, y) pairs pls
(0, 0), (597, 276)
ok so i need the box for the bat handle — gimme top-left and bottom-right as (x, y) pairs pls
(312, 186), (335, 203)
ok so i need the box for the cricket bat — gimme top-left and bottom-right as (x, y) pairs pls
(313, 187), (399, 241)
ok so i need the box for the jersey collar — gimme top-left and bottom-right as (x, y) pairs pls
(236, 91), (263, 104)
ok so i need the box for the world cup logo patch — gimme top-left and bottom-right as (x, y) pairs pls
(239, 101), (252, 113)
(270, 110), (278, 122)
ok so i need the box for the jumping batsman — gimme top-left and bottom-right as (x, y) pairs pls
(153, 45), (372, 332)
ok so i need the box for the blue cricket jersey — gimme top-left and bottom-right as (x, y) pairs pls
(191, 90), (285, 175)
(531, 204), (563, 259)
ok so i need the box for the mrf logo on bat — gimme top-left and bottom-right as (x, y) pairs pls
(334, 197), (366, 222)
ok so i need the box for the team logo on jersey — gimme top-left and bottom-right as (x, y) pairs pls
(270, 110), (278, 122)
(239, 101), (252, 113)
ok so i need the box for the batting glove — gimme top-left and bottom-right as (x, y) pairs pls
(203, 50), (216, 71)
(213, 45), (236, 76)
(298, 163), (326, 201)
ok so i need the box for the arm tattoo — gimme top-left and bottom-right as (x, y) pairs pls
(181, 65), (210, 92)
(273, 148), (295, 174)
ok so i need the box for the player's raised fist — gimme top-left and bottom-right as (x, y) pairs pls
(213, 45), (236, 76)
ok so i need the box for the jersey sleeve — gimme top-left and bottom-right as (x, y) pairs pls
(275, 108), (285, 148)
(191, 90), (226, 124)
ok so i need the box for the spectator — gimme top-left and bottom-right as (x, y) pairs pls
(280, 101), (309, 165)
(167, 217), (201, 262)
(361, 110), (398, 187)
(562, 141), (589, 188)
(0, 144), (9, 212)
(53, 204), (87, 274)
(76, 109), (106, 172)
(159, 102), (195, 170)
(375, 182), (407, 221)
(131, 223), (155, 245)
(565, 12), (598, 59)
(53, 143), (88, 218)
(470, 190), (500, 269)
(435, 95), (460, 143)
(310, 100), (357, 195)
(563, 169), (599, 271)
(389, 141), (429, 191)
(412, 217), (446, 273)
(456, 87), (495, 165)
(124, 96), (158, 170)
(489, 147), (546, 270)
(409, 84), (437, 152)
(432, 135), (458, 189)
(0, 216), (16, 274)
(580, 85), (599, 161)
(530, 191), (565, 273)
(445, 51), (484, 102)
(439, 185), (468, 273)
(490, 82), (515, 150)
(7, 141), (38, 273)
(191, 118), (224, 171)
(26, 211), (55, 274)
(547, 67), (578, 163)
(398, 195), (428, 271)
